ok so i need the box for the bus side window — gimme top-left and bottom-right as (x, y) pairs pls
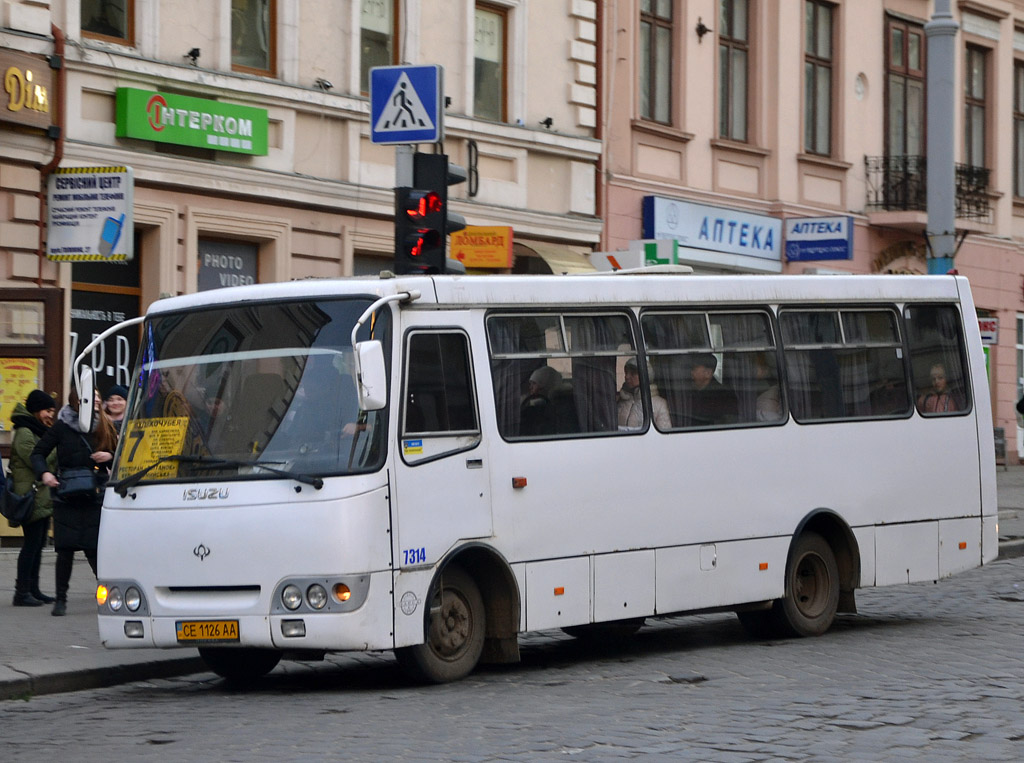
(780, 308), (911, 422)
(905, 305), (970, 416)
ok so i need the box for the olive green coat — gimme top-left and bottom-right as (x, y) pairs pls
(7, 402), (56, 527)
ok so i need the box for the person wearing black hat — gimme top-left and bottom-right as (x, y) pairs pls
(103, 384), (129, 431)
(8, 390), (58, 607)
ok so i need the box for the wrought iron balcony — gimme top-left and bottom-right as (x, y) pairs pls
(864, 155), (991, 223)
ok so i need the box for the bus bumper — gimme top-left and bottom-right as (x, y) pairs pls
(98, 571), (395, 652)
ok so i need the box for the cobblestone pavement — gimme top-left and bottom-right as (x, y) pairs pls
(2, 557), (1022, 761)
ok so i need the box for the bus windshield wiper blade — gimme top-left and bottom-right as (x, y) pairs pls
(188, 458), (325, 491)
(112, 454), (210, 497)
(112, 455), (324, 497)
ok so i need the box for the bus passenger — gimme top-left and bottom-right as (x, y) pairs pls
(520, 365), (562, 436)
(617, 358), (670, 430)
(754, 353), (782, 422)
(917, 363), (960, 413)
(687, 353), (738, 427)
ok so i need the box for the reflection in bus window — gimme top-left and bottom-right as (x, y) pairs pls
(488, 312), (635, 438)
(780, 308), (911, 422)
(905, 305), (969, 416)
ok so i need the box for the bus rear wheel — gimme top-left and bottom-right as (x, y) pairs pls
(778, 531), (839, 637)
(198, 647), (282, 683)
(737, 531), (839, 639)
(395, 565), (485, 683)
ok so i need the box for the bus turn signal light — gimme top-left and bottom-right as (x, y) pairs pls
(96, 585), (109, 606)
(512, 477), (527, 489)
(334, 583), (352, 602)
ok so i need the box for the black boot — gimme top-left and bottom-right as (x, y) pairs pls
(30, 587), (55, 604)
(12, 580), (43, 607)
(51, 598), (67, 616)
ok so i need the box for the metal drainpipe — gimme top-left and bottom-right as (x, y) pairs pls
(36, 23), (65, 286)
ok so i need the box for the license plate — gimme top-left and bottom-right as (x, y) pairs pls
(175, 620), (240, 643)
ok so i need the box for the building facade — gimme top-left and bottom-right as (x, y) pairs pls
(600, 0), (1024, 457)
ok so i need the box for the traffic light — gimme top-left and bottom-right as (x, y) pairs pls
(394, 153), (466, 274)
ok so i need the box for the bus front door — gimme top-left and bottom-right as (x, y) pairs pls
(394, 325), (493, 569)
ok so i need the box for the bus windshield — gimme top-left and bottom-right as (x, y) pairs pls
(112, 297), (390, 485)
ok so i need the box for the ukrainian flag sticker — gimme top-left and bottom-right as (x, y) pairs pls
(403, 439), (423, 456)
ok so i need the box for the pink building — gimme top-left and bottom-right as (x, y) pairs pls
(599, 0), (1024, 459)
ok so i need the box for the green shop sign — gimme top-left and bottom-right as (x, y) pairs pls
(115, 87), (268, 155)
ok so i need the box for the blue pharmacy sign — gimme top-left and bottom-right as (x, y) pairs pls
(784, 215), (854, 261)
(370, 65), (442, 145)
(642, 195), (782, 272)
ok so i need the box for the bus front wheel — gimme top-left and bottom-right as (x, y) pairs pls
(395, 565), (485, 683)
(198, 647), (282, 683)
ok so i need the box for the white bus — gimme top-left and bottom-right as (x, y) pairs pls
(91, 272), (997, 683)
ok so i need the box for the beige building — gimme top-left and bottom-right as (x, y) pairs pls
(600, 0), (1024, 457)
(0, 0), (600, 541)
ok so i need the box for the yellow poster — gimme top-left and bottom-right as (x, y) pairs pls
(0, 358), (42, 433)
(450, 226), (513, 268)
(119, 417), (190, 479)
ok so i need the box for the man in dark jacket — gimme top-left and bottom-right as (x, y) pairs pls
(686, 353), (738, 427)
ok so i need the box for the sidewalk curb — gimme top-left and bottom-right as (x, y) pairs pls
(999, 539), (1024, 560)
(0, 656), (206, 702)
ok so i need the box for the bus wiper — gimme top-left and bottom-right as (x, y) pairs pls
(187, 458), (324, 491)
(112, 455), (324, 497)
(112, 455), (211, 497)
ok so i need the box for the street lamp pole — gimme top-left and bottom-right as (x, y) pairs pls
(925, 0), (959, 274)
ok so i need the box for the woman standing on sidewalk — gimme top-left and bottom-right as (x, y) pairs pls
(8, 390), (58, 607)
(30, 391), (117, 616)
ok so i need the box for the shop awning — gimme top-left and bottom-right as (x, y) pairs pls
(516, 243), (596, 274)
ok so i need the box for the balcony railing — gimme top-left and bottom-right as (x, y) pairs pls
(864, 155), (991, 223)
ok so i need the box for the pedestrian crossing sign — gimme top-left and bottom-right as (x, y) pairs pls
(370, 65), (443, 145)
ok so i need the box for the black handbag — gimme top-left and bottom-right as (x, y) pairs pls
(1, 473), (37, 526)
(56, 466), (102, 501)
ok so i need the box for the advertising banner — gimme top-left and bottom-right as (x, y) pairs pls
(47, 166), (134, 261)
(116, 87), (268, 155)
(450, 226), (513, 268)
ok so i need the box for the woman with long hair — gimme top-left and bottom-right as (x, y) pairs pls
(30, 390), (118, 616)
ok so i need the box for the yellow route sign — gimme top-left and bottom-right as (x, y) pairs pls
(119, 417), (189, 479)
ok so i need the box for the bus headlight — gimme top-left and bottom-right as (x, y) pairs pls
(108, 587), (123, 612)
(282, 584), (302, 610)
(125, 587), (142, 612)
(306, 584), (328, 610)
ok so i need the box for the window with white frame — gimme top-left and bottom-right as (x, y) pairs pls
(475, 3), (508, 122)
(361, 0), (398, 95)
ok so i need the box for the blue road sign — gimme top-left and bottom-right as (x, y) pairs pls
(370, 65), (442, 145)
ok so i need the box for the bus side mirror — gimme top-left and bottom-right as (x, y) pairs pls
(355, 340), (387, 411)
(77, 366), (95, 433)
